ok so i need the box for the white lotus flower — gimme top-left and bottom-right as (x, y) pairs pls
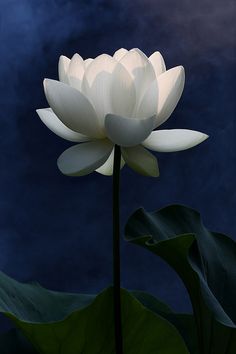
(36, 48), (208, 177)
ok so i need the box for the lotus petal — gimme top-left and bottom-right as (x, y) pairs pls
(58, 55), (70, 84)
(67, 53), (85, 91)
(149, 51), (166, 78)
(110, 63), (136, 118)
(44, 79), (104, 138)
(82, 54), (117, 124)
(156, 66), (185, 127)
(142, 129), (208, 152)
(122, 145), (159, 177)
(36, 108), (90, 142)
(119, 49), (156, 107)
(113, 48), (128, 61)
(57, 140), (113, 176)
(135, 80), (158, 118)
(105, 114), (156, 147)
(96, 148), (125, 176)
(84, 58), (93, 68)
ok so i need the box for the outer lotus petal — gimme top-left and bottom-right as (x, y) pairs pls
(121, 145), (159, 177)
(135, 80), (158, 118)
(82, 54), (117, 124)
(96, 148), (125, 176)
(119, 49), (156, 106)
(113, 48), (128, 61)
(149, 51), (166, 78)
(57, 140), (113, 176)
(142, 129), (209, 152)
(36, 108), (90, 142)
(84, 58), (93, 68)
(105, 114), (156, 147)
(44, 79), (104, 138)
(110, 63), (136, 117)
(58, 55), (70, 84)
(156, 66), (185, 127)
(67, 53), (85, 91)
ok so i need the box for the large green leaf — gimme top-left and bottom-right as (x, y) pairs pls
(125, 205), (236, 354)
(132, 290), (198, 354)
(0, 271), (189, 354)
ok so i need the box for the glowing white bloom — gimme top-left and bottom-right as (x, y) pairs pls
(36, 48), (208, 177)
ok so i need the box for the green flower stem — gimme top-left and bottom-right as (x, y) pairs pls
(112, 144), (123, 354)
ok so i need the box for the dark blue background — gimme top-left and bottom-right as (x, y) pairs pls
(0, 0), (235, 331)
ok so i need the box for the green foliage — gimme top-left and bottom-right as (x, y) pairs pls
(1, 203), (235, 353)
(0, 272), (189, 354)
(132, 291), (198, 354)
(125, 204), (236, 354)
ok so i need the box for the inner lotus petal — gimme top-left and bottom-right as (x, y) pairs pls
(58, 55), (70, 84)
(84, 58), (93, 68)
(113, 48), (128, 61)
(110, 63), (136, 118)
(135, 79), (158, 119)
(81, 54), (118, 125)
(67, 53), (85, 91)
(119, 49), (156, 109)
(149, 52), (166, 78)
